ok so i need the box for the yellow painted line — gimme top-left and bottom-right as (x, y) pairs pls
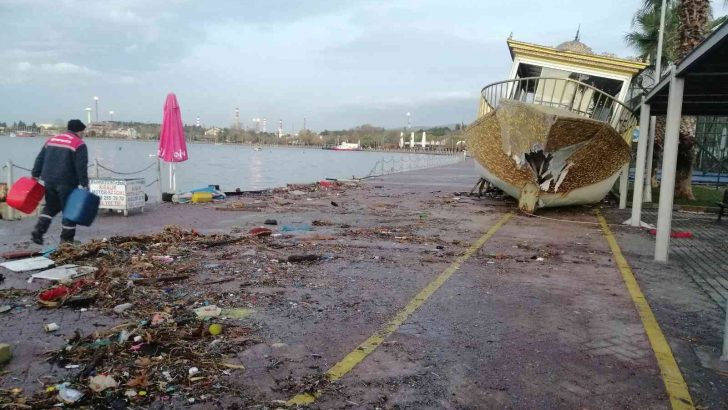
(287, 212), (513, 406)
(596, 211), (694, 410)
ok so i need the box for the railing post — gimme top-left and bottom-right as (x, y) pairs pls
(631, 100), (651, 225)
(7, 160), (15, 221)
(94, 158), (100, 178)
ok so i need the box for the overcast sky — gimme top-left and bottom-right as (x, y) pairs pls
(1, 0), (726, 130)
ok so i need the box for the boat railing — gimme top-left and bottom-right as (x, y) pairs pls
(479, 77), (637, 136)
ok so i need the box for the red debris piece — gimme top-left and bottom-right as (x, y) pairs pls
(38, 280), (88, 302)
(318, 180), (338, 188)
(1, 250), (41, 260)
(248, 227), (272, 237)
(648, 229), (693, 239)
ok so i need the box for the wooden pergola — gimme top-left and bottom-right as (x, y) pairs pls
(631, 21), (728, 262)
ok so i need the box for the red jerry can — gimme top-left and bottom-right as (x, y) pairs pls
(7, 177), (45, 214)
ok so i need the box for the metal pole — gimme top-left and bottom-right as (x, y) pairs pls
(631, 101), (651, 226)
(645, 118), (657, 202)
(645, 0), (667, 203)
(654, 0), (667, 82)
(94, 158), (100, 178)
(655, 67), (684, 263)
(157, 158), (163, 202)
(721, 300), (728, 361)
(619, 164), (629, 209)
(7, 161), (14, 220)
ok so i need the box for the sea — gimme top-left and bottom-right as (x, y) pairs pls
(1, 136), (458, 199)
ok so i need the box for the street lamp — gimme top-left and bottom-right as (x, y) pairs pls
(93, 96), (99, 123)
(109, 110), (114, 122)
(406, 112), (411, 130)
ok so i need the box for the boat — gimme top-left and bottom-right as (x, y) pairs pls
(16, 131), (36, 138)
(323, 141), (361, 151)
(465, 35), (647, 213)
(254, 147), (262, 151)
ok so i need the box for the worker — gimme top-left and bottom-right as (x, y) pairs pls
(30, 119), (89, 245)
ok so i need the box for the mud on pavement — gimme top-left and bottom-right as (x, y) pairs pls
(0, 161), (705, 408)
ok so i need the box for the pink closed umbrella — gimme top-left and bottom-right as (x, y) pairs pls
(157, 93), (188, 192)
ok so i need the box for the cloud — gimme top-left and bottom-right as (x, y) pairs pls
(20, 62), (97, 75)
(0, 61), (139, 87)
(0, 0), (651, 129)
(0, 61), (98, 85)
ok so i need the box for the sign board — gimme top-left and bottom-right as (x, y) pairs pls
(89, 178), (145, 212)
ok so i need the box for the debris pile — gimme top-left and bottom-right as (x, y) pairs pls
(6, 226), (279, 407)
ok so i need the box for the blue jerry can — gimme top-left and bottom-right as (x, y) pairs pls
(63, 189), (101, 226)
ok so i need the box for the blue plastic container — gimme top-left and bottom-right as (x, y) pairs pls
(63, 189), (101, 226)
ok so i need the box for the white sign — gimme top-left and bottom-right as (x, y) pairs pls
(90, 178), (145, 211)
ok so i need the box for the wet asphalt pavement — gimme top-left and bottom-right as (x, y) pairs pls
(1, 159), (724, 408)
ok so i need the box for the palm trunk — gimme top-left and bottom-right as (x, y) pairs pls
(671, 0), (710, 199)
(675, 116), (696, 199)
(651, 116), (666, 188)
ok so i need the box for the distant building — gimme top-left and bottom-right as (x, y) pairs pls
(204, 127), (222, 141)
(87, 122), (113, 136)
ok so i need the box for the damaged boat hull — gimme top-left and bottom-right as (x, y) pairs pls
(467, 99), (631, 212)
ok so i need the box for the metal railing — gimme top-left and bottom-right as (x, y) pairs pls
(364, 152), (465, 178)
(3, 158), (163, 220)
(479, 77), (637, 136)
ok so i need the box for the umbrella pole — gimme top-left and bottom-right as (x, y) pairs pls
(169, 162), (173, 193)
(173, 163), (177, 193)
(157, 158), (163, 201)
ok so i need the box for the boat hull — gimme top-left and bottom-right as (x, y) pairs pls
(466, 100), (630, 212)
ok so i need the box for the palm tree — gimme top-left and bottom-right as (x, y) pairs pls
(625, 1), (678, 70)
(625, 1), (674, 191)
(626, 0), (715, 199)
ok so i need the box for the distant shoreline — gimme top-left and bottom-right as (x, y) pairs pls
(0, 134), (462, 156)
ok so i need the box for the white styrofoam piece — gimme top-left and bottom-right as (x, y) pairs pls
(28, 265), (97, 283)
(0, 256), (55, 272)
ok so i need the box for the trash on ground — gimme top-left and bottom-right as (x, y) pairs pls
(37, 280), (90, 308)
(1, 250), (41, 260)
(220, 308), (254, 319)
(648, 229), (693, 239)
(151, 255), (174, 264)
(88, 374), (119, 392)
(57, 384), (84, 404)
(280, 224), (312, 232)
(249, 226), (273, 237)
(43, 322), (60, 332)
(28, 264), (97, 283)
(0, 343), (12, 364)
(287, 254), (322, 263)
(0, 256), (55, 272)
(194, 305), (222, 318)
(208, 323), (223, 335)
(264, 219), (278, 225)
(113, 303), (133, 314)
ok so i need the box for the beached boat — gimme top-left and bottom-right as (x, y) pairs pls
(466, 36), (647, 212)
